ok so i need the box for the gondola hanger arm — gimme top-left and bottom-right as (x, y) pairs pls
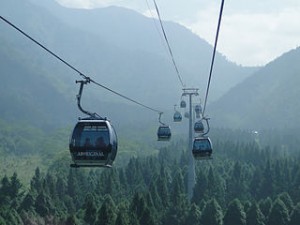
(76, 78), (103, 120)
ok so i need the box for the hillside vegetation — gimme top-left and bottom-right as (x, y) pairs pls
(1, 0), (300, 224)
(210, 47), (300, 130)
(0, 0), (256, 129)
(1, 129), (300, 224)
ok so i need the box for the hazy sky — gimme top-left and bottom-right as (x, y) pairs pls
(56, 0), (300, 66)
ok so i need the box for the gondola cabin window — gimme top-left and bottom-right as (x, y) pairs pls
(72, 123), (109, 148)
(79, 124), (109, 148)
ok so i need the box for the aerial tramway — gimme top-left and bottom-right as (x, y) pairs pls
(192, 118), (212, 160)
(1, 0), (225, 168)
(69, 78), (118, 168)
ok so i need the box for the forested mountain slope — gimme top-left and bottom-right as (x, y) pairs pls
(0, 0), (256, 128)
(1, 129), (300, 224)
(1, 2), (300, 224)
(210, 47), (300, 130)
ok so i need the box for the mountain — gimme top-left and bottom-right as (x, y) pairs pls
(0, 0), (257, 131)
(209, 47), (300, 130)
(37, 0), (258, 101)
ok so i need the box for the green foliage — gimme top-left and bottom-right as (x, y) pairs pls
(259, 197), (273, 219)
(115, 202), (132, 225)
(83, 193), (97, 225)
(2, 1), (300, 225)
(211, 47), (300, 130)
(0, 207), (23, 225)
(289, 203), (300, 225)
(223, 199), (246, 225)
(1, 128), (300, 224)
(96, 195), (117, 225)
(186, 203), (201, 225)
(246, 202), (265, 225)
(200, 198), (223, 225)
(278, 192), (294, 213)
(267, 198), (290, 225)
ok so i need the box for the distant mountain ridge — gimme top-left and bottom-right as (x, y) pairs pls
(210, 47), (300, 130)
(41, 1), (258, 100)
(1, 0), (257, 129)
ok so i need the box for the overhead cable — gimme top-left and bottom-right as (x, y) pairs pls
(202, 0), (225, 116)
(152, 0), (185, 87)
(144, 0), (169, 54)
(0, 15), (162, 114)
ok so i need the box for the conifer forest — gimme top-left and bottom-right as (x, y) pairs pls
(1, 1), (300, 225)
(1, 129), (300, 225)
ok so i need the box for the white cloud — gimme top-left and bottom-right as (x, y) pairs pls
(56, 0), (94, 8)
(55, 0), (300, 66)
(56, 0), (145, 10)
(182, 2), (300, 66)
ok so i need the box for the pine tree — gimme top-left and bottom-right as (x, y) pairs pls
(149, 179), (163, 212)
(67, 169), (80, 210)
(139, 207), (156, 225)
(192, 169), (208, 204)
(56, 176), (67, 199)
(115, 202), (131, 225)
(200, 198), (223, 225)
(1, 173), (23, 215)
(30, 167), (43, 194)
(277, 192), (294, 214)
(267, 198), (289, 225)
(65, 214), (80, 225)
(19, 192), (35, 212)
(0, 207), (23, 225)
(289, 202), (300, 225)
(246, 202), (265, 225)
(156, 164), (170, 209)
(259, 160), (274, 199)
(130, 192), (155, 225)
(0, 175), (11, 206)
(227, 162), (246, 201)
(87, 170), (97, 193)
(249, 167), (263, 200)
(186, 203), (201, 225)
(125, 158), (145, 192)
(83, 193), (97, 225)
(164, 169), (189, 225)
(9, 172), (23, 200)
(206, 166), (226, 207)
(223, 198), (246, 225)
(96, 195), (117, 225)
(118, 168), (128, 194)
(44, 173), (56, 200)
(34, 189), (55, 217)
(259, 197), (272, 219)
(102, 168), (121, 200)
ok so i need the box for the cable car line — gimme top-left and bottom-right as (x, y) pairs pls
(157, 112), (171, 141)
(144, 0), (169, 55)
(90, 79), (162, 114)
(0, 15), (162, 115)
(202, 0), (225, 116)
(0, 15), (88, 81)
(192, 0), (225, 161)
(152, 0), (185, 88)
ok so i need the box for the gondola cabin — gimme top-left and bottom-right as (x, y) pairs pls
(184, 112), (190, 118)
(194, 120), (204, 133)
(157, 125), (171, 141)
(195, 105), (202, 114)
(173, 111), (182, 122)
(192, 137), (212, 160)
(180, 100), (186, 108)
(69, 119), (118, 167)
